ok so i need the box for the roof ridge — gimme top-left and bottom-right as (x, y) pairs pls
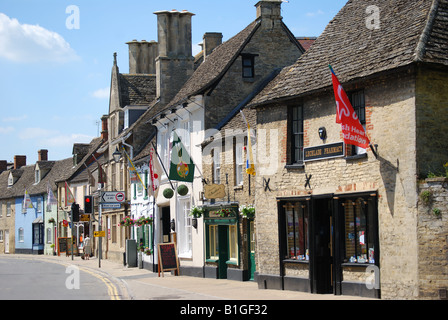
(415, 0), (440, 61)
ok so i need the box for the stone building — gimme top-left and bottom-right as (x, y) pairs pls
(249, 0), (448, 299)
(147, 0), (304, 279)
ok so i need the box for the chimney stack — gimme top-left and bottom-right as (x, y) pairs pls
(255, 0), (283, 26)
(0, 160), (7, 173)
(126, 40), (158, 74)
(101, 115), (108, 141)
(203, 33), (223, 61)
(38, 149), (48, 161)
(14, 155), (26, 169)
(154, 9), (195, 105)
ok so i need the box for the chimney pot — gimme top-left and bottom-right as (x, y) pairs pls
(101, 115), (108, 141)
(14, 155), (26, 169)
(0, 160), (7, 173)
(38, 149), (48, 161)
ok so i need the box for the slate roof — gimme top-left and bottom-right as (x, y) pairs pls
(0, 157), (73, 200)
(250, 0), (448, 107)
(119, 74), (157, 106)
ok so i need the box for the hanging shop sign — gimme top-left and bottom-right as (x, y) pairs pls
(304, 142), (345, 162)
(204, 184), (226, 199)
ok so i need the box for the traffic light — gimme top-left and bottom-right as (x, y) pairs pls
(84, 195), (93, 213)
(71, 203), (80, 222)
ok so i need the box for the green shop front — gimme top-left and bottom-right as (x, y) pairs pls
(203, 203), (255, 281)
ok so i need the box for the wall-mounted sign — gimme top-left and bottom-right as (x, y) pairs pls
(204, 184), (226, 199)
(304, 142), (345, 162)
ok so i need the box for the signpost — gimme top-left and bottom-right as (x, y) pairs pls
(94, 231), (105, 237)
(98, 191), (125, 268)
(157, 243), (179, 277)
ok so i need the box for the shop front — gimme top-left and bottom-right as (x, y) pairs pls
(277, 192), (380, 298)
(203, 203), (242, 280)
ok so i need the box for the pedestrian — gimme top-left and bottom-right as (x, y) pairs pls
(84, 236), (92, 260)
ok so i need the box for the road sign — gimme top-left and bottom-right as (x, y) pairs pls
(80, 214), (90, 222)
(101, 203), (121, 209)
(101, 191), (125, 203)
(94, 231), (105, 237)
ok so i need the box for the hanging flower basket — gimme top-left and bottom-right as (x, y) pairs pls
(144, 247), (153, 255)
(163, 188), (174, 199)
(177, 184), (189, 196)
(189, 206), (203, 218)
(240, 205), (255, 219)
(136, 216), (153, 226)
(119, 216), (135, 227)
(217, 208), (232, 217)
(48, 217), (56, 224)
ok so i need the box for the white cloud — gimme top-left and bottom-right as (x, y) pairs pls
(2, 114), (28, 122)
(0, 13), (79, 63)
(43, 133), (94, 147)
(306, 10), (324, 17)
(19, 127), (57, 140)
(0, 126), (14, 134)
(92, 87), (110, 99)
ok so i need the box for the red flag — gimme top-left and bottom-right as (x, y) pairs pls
(330, 65), (370, 149)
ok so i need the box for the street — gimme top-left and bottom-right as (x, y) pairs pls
(0, 256), (119, 300)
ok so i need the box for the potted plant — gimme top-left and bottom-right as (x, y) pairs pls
(119, 216), (135, 227)
(138, 244), (145, 252)
(144, 247), (153, 256)
(217, 208), (232, 217)
(240, 205), (255, 219)
(50, 243), (56, 255)
(189, 206), (203, 229)
(48, 217), (55, 224)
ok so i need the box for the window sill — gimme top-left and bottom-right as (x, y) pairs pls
(206, 258), (219, 263)
(341, 262), (374, 268)
(285, 164), (305, 170)
(344, 153), (367, 161)
(226, 259), (239, 266)
(283, 258), (309, 264)
(233, 185), (243, 191)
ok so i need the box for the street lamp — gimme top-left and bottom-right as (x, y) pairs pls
(113, 147), (121, 163)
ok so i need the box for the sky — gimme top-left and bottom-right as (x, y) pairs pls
(0, 0), (347, 164)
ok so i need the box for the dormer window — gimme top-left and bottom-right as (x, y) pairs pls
(242, 54), (256, 79)
(35, 169), (41, 184)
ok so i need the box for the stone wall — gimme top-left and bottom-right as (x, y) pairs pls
(417, 178), (448, 300)
(254, 68), (422, 299)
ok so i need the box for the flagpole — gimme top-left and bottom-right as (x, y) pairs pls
(329, 65), (378, 159)
(151, 142), (175, 190)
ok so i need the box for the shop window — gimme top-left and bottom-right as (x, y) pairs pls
(208, 225), (219, 260)
(288, 105), (304, 165)
(343, 197), (376, 264)
(284, 202), (308, 260)
(229, 225), (238, 262)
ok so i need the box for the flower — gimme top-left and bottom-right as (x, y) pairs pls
(240, 205), (255, 219)
(135, 215), (153, 226)
(189, 206), (203, 218)
(119, 216), (135, 227)
(217, 208), (232, 217)
(144, 247), (153, 255)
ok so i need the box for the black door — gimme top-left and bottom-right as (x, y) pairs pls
(312, 198), (333, 294)
(161, 206), (171, 243)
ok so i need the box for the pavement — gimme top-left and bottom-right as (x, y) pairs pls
(4, 254), (375, 301)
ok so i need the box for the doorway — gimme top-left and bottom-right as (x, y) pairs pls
(311, 198), (333, 294)
(4, 230), (9, 253)
(161, 206), (171, 243)
(248, 220), (256, 281)
(218, 225), (229, 279)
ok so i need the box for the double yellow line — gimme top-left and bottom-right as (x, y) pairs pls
(80, 267), (121, 300)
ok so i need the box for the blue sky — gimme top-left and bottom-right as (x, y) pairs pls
(0, 0), (347, 164)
